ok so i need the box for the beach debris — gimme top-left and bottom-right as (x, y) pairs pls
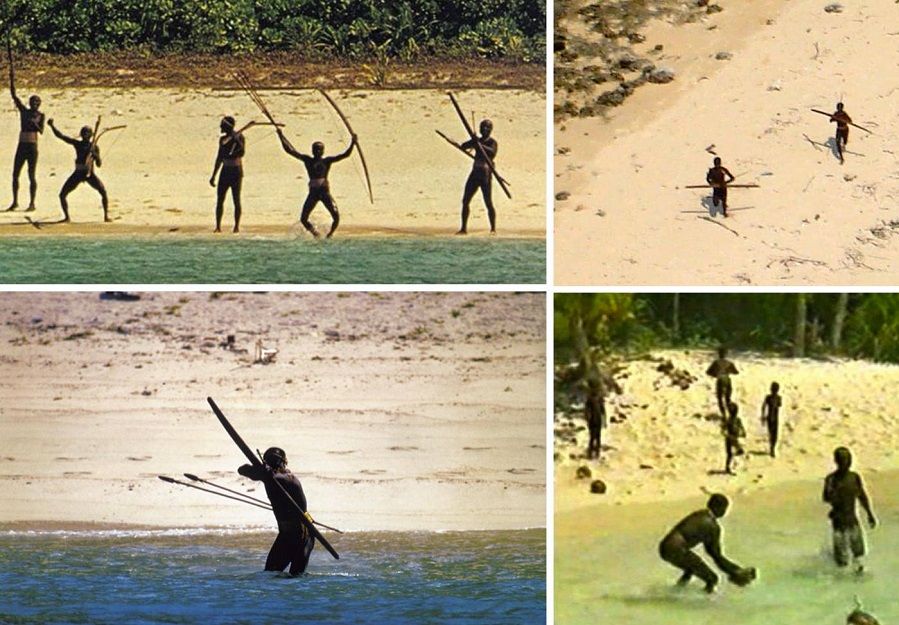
(655, 359), (697, 390)
(254, 339), (278, 364)
(99, 292), (140, 302)
(590, 479), (607, 494)
(696, 0), (708, 6)
(715, 51), (733, 61)
(848, 596), (881, 625)
(647, 67), (676, 84)
(706, 4), (723, 13)
(824, 3), (844, 13)
(639, 464), (654, 470)
(556, 191), (571, 201)
(705, 144), (718, 155)
(767, 82), (782, 91)
(220, 334), (236, 350)
(576, 465), (592, 479)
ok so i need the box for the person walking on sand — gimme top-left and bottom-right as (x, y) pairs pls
(723, 401), (746, 475)
(48, 120), (109, 223)
(584, 374), (606, 460)
(658, 493), (756, 593)
(706, 347), (738, 418)
(457, 119), (498, 235)
(829, 103), (852, 165)
(6, 41), (44, 213)
(237, 446), (316, 576)
(705, 157), (735, 217)
(823, 446), (877, 574)
(210, 116), (246, 233)
(275, 127), (356, 239)
(761, 381), (782, 458)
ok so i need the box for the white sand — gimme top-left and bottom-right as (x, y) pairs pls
(0, 89), (544, 237)
(555, 350), (899, 513)
(0, 292), (546, 531)
(555, 0), (899, 285)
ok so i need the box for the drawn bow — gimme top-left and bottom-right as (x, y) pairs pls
(318, 89), (374, 204)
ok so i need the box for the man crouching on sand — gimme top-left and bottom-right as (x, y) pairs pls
(658, 493), (756, 593)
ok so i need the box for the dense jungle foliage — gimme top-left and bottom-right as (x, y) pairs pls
(0, 0), (545, 61)
(555, 294), (899, 364)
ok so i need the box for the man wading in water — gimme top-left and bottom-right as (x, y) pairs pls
(823, 446), (877, 574)
(238, 447), (316, 575)
(275, 127), (356, 238)
(49, 120), (109, 223)
(6, 41), (44, 213)
(658, 493), (756, 593)
(457, 119), (498, 235)
(210, 116), (246, 233)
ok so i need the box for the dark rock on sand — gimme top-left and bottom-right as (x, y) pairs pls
(576, 465), (592, 479)
(590, 479), (607, 494)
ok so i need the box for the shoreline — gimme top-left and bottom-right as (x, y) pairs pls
(1, 521), (546, 534)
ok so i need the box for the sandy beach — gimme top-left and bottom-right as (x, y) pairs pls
(0, 88), (544, 238)
(0, 291), (546, 531)
(555, 349), (899, 512)
(555, 0), (899, 285)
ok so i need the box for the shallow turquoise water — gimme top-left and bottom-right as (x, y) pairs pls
(556, 472), (898, 624)
(0, 237), (545, 284)
(0, 528), (545, 624)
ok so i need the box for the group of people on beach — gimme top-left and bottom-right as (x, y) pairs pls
(702, 102), (862, 217)
(4, 46), (505, 236)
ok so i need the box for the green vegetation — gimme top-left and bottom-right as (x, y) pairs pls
(1, 0), (544, 62)
(555, 294), (899, 364)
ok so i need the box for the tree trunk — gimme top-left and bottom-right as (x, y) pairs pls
(830, 293), (848, 351)
(793, 294), (807, 357)
(672, 293), (680, 340)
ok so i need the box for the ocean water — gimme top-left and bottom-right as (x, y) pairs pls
(555, 471), (899, 624)
(0, 528), (545, 624)
(0, 237), (545, 284)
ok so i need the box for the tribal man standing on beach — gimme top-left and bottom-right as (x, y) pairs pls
(49, 120), (109, 223)
(705, 157), (735, 218)
(458, 119), (498, 235)
(238, 446), (316, 576)
(658, 493), (756, 593)
(706, 347), (738, 418)
(829, 103), (852, 165)
(823, 446), (877, 573)
(210, 116), (245, 233)
(275, 127), (356, 238)
(6, 43), (44, 213)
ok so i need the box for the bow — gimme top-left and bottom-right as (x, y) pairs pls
(447, 92), (511, 200)
(318, 89), (374, 204)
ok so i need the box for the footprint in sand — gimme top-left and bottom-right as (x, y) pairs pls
(55, 457), (88, 461)
(360, 469), (386, 475)
(462, 446), (494, 451)
(327, 450), (358, 455)
(126, 455), (152, 462)
(192, 454), (223, 459)
(388, 446), (419, 451)
(507, 468), (536, 475)
(63, 471), (93, 476)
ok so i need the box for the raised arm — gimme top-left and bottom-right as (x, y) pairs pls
(8, 52), (24, 112)
(331, 134), (357, 162)
(237, 463), (266, 481)
(276, 129), (303, 160)
(47, 119), (77, 145)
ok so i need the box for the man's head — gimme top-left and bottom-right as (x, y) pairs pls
(28, 95), (41, 111)
(771, 381), (780, 393)
(713, 157), (722, 167)
(727, 401), (739, 418)
(479, 119), (493, 138)
(837, 102), (844, 111)
(847, 609), (880, 625)
(263, 446), (287, 469)
(312, 141), (324, 157)
(834, 446), (852, 471)
(717, 346), (727, 358)
(708, 493), (729, 518)
(80, 126), (93, 141)
(220, 116), (235, 134)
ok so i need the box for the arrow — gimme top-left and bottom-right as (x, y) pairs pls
(810, 109), (873, 134)
(159, 475), (273, 511)
(435, 130), (510, 186)
(684, 184), (760, 189)
(447, 92), (511, 200)
(318, 89), (374, 204)
(207, 397), (340, 560)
